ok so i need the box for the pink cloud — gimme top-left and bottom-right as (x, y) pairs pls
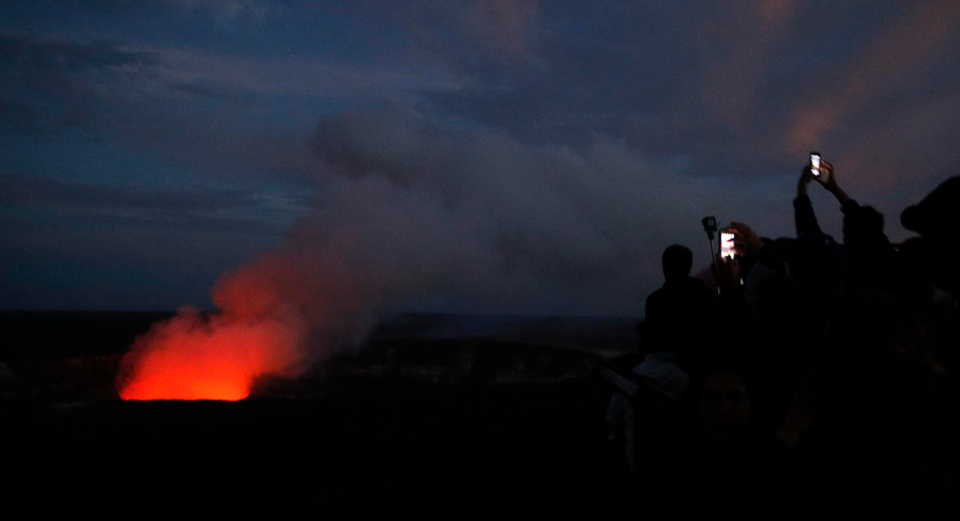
(696, 1), (799, 134)
(787, 0), (960, 152)
(464, 0), (541, 57)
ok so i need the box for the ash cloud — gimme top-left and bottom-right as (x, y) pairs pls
(299, 105), (761, 317)
(121, 103), (761, 399)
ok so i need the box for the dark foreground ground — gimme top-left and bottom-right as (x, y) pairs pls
(6, 383), (631, 519)
(1, 312), (635, 519)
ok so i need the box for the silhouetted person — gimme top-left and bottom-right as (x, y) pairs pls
(646, 244), (713, 326)
(647, 245), (709, 319)
(779, 292), (960, 514)
(901, 176), (960, 299)
(899, 176), (960, 382)
(607, 317), (691, 481)
(644, 245), (714, 370)
(797, 160), (900, 293)
(605, 353), (688, 483)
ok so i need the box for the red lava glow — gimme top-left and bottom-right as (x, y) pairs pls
(117, 248), (355, 400)
(117, 308), (305, 401)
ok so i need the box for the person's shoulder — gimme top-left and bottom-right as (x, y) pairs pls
(678, 276), (709, 291)
(646, 286), (666, 305)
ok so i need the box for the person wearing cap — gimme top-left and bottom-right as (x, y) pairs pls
(898, 177), (960, 380)
(798, 159), (902, 294)
(900, 177), (960, 299)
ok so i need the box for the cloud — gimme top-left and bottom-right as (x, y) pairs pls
(1, 172), (236, 209)
(0, 171), (307, 235)
(778, 0), (960, 208)
(169, 0), (272, 22)
(402, 1), (959, 191)
(0, 170), (308, 310)
(331, 0), (543, 81)
(692, 0), (800, 135)
(303, 105), (783, 316)
(0, 33), (163, 133)
(459, 0), (542, 58)
(0, 31), (464, 179)
(118, 101), (755, 398)
(153, 47), (462, 102)
(0, 97), (44, 134)
(165, 78), (257, 104)
(68, 0), (273, 22)
(787, 0), (960, 152)
(0, 33), (162, 75)
(0, 34), (280, 177)
(0, 33), (277, 133)
(4, 0), (959, 313)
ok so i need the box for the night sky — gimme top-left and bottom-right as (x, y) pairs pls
(3, 1), (959, 315)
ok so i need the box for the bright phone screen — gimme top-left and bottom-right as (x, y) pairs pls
(720, 232), (736, 259)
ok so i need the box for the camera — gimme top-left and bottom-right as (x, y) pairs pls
(701, 216), (718, 240)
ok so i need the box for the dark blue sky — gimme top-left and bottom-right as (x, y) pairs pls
(3, 0), (959, 313)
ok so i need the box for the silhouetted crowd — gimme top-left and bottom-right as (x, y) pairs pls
(607, 162), (960, 516)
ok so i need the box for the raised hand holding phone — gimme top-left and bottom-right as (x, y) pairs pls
(720, 230), (736, 260)
(803, 154), (850, 204)
(818, 159), (849, 203)
(728, 222), (764, 259)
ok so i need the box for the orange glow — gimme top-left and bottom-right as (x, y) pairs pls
(117, 308), (305, 401)
(116, 247), (351, 401)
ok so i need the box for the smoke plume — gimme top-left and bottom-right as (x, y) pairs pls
(117, 105), (775, 400)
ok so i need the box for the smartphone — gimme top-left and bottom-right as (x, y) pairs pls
(810, 152), (821, 177)
(720, 231), (736, 260)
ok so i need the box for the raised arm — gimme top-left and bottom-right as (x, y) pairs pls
(795, 165), (824, 237)
(813, 160), (852, 205)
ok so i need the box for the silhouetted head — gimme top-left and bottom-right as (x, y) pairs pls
(901, 176), (960, 240)
(662, 244), (693, 281)
(900, 177), (960, 297)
